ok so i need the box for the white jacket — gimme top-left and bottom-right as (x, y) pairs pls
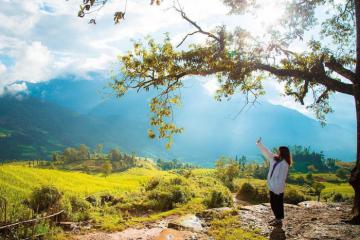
(256, 142), (289, 195)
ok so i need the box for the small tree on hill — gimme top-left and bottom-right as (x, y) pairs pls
(311, 182), (326, 202)
(101, 161), (113, 177)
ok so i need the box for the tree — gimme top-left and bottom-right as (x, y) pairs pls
(75, 0), (360, 223)
(306, 172), (314, 183)
(95, 144), (104, 159)
(307, 164), (317, 173)
(79, 144), (90, 160)
(215, 157), (241, 190)
(109, 148), (121, 162)
(311, 182), (325, 202)
(101, 161), (113, 177)
(336, 167), (350, 180)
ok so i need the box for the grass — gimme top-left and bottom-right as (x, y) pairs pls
(208, 215), (266, 240)
(0, 164), (175, 210)
(321, 182), (354, 196)
(233, 175), (354, 200)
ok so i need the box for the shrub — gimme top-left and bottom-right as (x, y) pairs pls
(144, 177), (160, 191)
(28, 186), (62, 213)
(148, 185), (192, 210)
(69, 196), (91, 212)
(332, 193), (345, 202)
(237, 183), (256, 200)
(336, 168), (349, 180)
(236, 183), (269, 203)
(204, 189), (233, 208)
(284, 188), (307, 204)
(170, 177), (184, 185)
(176, 169), (193, 178)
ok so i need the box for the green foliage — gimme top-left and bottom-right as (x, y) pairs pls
(236, 182), (269, 203)
(309, 182), (326, 201)
(144, 177), (161, 191)
(336, 168), (350, 180)
(156, 159), (195, 170)
(204, 189), (233, 208)
(291, 146), (336, 173)
(28, 186), (62, 213)
(101, 161), (113, 177)
(306, 172), (314, 183)
(116, 176), (195, 212)
(323, 191), (352, 203)
(215, 157), (241, 191)
(208, 215), (266, 240)
(284, 187), (307, 204)
(56, 144), (92, 163)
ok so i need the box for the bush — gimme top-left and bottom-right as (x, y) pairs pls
(332, 193), (345, 202)
(236, 183), (269, 203)
(28, 186), (63, 213)
(148, 185), (192, 210)
(323, 192), (349, 203)
(144, 177), (160, 191)
(69, 196), (91, 212)
(176, 169), (193, 178)
(284, 188), (307, 204)
(237, 183), (256, 200)
(139, 177), (194, 211)
(170, 177), (184, 185)
(204, 189), (233, 208)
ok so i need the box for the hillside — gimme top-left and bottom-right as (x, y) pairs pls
(0, 96), (118, 160)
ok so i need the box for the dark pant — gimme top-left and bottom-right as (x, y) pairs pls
(270, 191), (284, 219)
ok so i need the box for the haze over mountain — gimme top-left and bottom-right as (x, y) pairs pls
(0, 76), (356, 166)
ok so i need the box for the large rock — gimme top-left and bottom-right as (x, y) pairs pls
(168, 214), (204, 232)
(298, 201), (327, 208)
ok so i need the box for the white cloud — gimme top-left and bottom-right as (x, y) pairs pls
(5, 82), (28, 95)
(11, 41), (53, 83)
(0, 63), (6, 74)
(202, 78), (220, 96)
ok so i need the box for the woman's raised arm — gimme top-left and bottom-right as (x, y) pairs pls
(256, 139), (275, 161)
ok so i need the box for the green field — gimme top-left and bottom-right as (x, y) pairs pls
(0, 164), (174, 203)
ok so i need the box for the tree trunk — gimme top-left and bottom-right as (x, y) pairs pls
(348, 86), (360, 224)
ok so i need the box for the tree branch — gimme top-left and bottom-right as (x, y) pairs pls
(173, 4), (221, 46)
(176, 31), (200, 47)
(325, 57), (356, 82)
(254, 63), (354, 95)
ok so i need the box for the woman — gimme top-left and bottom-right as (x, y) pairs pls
(256, 138), (291, 226)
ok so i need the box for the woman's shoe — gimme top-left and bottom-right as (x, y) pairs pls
(269, 219), (282, 226)
(268, 218), (277, 224)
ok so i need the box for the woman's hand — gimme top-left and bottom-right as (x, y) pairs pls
(256, 137), (262, 144)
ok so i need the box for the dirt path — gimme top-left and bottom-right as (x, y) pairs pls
(239, 201), (360, 240)
(72, 201), (360, 240)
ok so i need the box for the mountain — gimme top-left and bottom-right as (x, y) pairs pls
(0, 96), (120, 160)
(27, 74), (108, 113)
(87, 82), (356, 165)
(0, 77), (356, 165)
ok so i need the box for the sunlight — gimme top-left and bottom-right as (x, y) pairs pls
(248, 0), (286, 35)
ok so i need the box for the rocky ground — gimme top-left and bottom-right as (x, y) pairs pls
(72, 201), (360, 240)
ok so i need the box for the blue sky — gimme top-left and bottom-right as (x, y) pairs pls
(0, 0), (355, 127)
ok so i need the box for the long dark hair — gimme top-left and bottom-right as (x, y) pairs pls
(274, 146), (292, 166)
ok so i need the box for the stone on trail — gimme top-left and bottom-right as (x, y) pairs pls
(167, 214), (203, 232)
(297, 201), (327, 208)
